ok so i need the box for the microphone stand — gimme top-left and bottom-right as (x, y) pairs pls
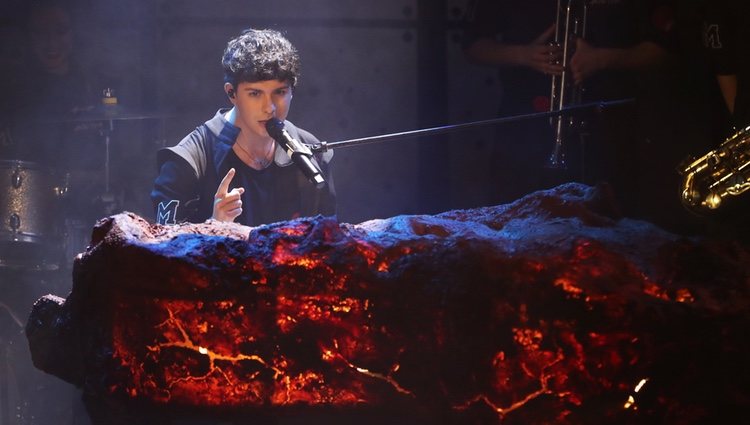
(312, 98), (633, 153)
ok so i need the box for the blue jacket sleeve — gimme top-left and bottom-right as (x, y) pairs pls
(151, 153), (200, 225)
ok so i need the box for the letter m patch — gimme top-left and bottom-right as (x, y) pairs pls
(157, 200), (180, 225)
(703, 23), (722, 49)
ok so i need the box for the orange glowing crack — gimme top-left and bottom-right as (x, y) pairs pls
(271, 240), (324, 269)
(554, 277), (584, 297)
(321, 341), (414, 397)
(273, 371), (370, 405)
(376, 262), (389, 272)
(623, 377), (649, 409)
(643, 279), (695, 303)
(513, 328), (543, 350)
(279, 225), (308, 237)
(354, 242), (378, 267)
(276, 296), (365, 332)
(453, 352), (565, 419)
(643, 281), (670, 301)
(675, 288), (694, 303)
(148, 308), (282, 387)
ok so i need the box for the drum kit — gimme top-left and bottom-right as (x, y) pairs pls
(0, 91), (169, 272)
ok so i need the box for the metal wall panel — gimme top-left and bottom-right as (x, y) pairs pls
(291, 26), (420, 222)
(157, 0), (417, 21)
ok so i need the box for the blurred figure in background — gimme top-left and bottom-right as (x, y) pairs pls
(5, 0), (119, 225)
(10, 0), (101, 158)
(702, 0), (750, 130)
(462, 0), (559, 204)
(698, 0), (750, 244)
(0, 3), (99, 423)
(463, 0), (672, 215)
(627, 0), (728, 236)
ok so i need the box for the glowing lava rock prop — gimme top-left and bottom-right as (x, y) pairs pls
(26, 183), (750, 424)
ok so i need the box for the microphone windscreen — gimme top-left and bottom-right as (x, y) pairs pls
(265, 118), (285, 138)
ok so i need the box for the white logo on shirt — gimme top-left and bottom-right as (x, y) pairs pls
(157, 200), (180, 225)
(703, 24), (723, 49)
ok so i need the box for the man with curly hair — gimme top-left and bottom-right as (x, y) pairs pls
(151, 29), (336, 226)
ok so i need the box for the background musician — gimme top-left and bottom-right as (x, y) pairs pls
(4, 0), (126, 227)
(462, 0), (674, 215)
(703, 0), (750, 131)
(699, 0), (750, 244)
(0, 3), (97, 422)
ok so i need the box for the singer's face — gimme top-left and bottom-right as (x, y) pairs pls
(227, 79), (293, 141)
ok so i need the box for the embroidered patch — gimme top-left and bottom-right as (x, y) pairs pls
(157, 200), (180, 225)
(703, 24), (722, 49)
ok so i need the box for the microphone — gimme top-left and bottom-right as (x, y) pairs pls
(265, 118), (326, 188)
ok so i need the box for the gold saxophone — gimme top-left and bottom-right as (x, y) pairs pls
(679, 125), (750, 211)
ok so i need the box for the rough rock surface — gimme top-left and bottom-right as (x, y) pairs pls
(25, 183), (750, 424)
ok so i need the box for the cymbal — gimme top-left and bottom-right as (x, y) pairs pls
(39, 104), (173, 124)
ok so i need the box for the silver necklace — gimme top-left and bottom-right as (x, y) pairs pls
(235, 141), (274, 169)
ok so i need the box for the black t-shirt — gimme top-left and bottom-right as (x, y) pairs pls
(152, 111), (336, 227)
(225, 150), (325, 226)
(702, 0), (750, 128)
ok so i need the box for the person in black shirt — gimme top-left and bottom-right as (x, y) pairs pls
(698, 0), (750, 244)
(463, 0), (672, 210)
(6, 1), (103, 164)
(703, 0), (750, 129)
(151, 29), (336, 226)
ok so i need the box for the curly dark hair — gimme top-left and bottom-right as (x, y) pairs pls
(222, 29), (300, 89)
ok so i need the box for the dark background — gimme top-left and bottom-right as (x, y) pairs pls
(0, 0), (730, 424)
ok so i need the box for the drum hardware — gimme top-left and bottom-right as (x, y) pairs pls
(10, 169), (22, 190)
(84, 89), (170, 199)
(101, 88), (118, 195)
(8, 215), (20, 235)
(37, 100), (173, 125)
(9, 165), (23, 240)
(0, 160), (62, 271)
(102, 122), (114, 195)
(25, 88), (173, 209)
(1, 91), (170, 270)
(679, 125), (750, 212)
(547, 0), (588, 170)
(53, 173), (70, 198)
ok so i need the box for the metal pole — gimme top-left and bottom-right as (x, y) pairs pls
(315, 98), (634, 153)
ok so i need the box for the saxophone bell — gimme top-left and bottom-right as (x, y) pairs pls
(679, 125), (750, 212)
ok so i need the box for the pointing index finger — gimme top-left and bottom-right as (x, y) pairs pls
(216, 168), (236, 198)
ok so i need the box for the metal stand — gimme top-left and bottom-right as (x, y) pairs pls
(104, 120), (112, 195)
(98, 119), (117, 216)
(1, 339), (8, 425)
(313, 98), (633, 153)
(0, 302), (27, 425)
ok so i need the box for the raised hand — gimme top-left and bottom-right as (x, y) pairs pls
(212, 168), (245, 222)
